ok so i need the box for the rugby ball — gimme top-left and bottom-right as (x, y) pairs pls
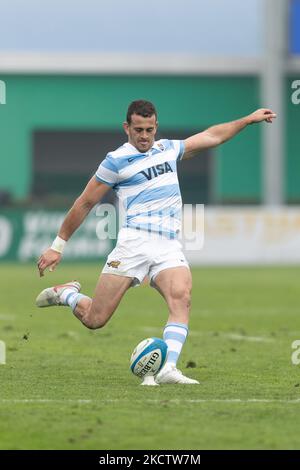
(130, 337), (168, 378)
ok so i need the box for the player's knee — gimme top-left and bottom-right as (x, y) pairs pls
(86, 306), (115, 329)
(86, 317), (107, 330)
(169, 285), (191, 309)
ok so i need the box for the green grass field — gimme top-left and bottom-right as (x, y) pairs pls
(0, 263), (300, 450)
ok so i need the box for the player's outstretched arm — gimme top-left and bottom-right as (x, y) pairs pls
(182, 108), (277, 160)
(37, 177), (110, 277)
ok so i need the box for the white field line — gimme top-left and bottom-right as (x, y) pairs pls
(1, 398), (300, 405)
(0, 314), (15, 321)
(140, 327), (274, 343)
(0, 399), (93, 404)
(221, 333), (274, 343)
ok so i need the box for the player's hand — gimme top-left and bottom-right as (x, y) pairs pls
(37, 249), (62, 277)
(248, 108), (277, 124)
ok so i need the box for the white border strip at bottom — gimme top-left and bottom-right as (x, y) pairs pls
(1, 398), (300, 404)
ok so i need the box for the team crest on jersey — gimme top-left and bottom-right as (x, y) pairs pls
(107, 260), (121, 269)
(157, 143), (165, 151)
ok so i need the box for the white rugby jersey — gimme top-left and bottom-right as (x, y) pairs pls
(95, 139), (185, 239)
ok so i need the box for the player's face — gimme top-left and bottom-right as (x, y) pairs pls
(123, 114), (158, 153)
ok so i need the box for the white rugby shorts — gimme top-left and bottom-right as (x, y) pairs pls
(102, 227), (189, 286)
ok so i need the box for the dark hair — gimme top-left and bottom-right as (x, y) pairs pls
(126, 100), (157, 124)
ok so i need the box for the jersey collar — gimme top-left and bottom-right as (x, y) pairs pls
(124, 141), (163, 155)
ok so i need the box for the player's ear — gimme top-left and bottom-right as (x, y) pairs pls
(123, 121), (129, 136)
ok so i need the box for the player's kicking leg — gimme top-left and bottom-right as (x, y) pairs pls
(36, 274), (133, 329)
(152, 266), (199, 385)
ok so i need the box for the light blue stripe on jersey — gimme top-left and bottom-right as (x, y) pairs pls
(116, 172), (145, 187)
(95, 175), (115, 187)
(101, 156), (118, 173)
(126, 184), (180, 209)
(125, 207), (181, 238)
(125, 221), (178, 238)
(126, 207), (181, 221)
(177, 141), (185, 160)
(111, 153), (148, 171)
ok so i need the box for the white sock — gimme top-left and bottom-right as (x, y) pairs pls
(163, 322), (188, 367)
(60, 288), (79, 305)
(67, 293), (89, 311)
(60, 289), (90, 312)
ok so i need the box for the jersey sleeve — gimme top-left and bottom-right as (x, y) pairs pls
(171, 140), (185, 161)
(95, 154), (119, 187)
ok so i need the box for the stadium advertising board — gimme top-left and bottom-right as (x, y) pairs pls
(1, 208), (300, 264)
(0, 209), (113, 262)
(183, 207), (300, 265)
